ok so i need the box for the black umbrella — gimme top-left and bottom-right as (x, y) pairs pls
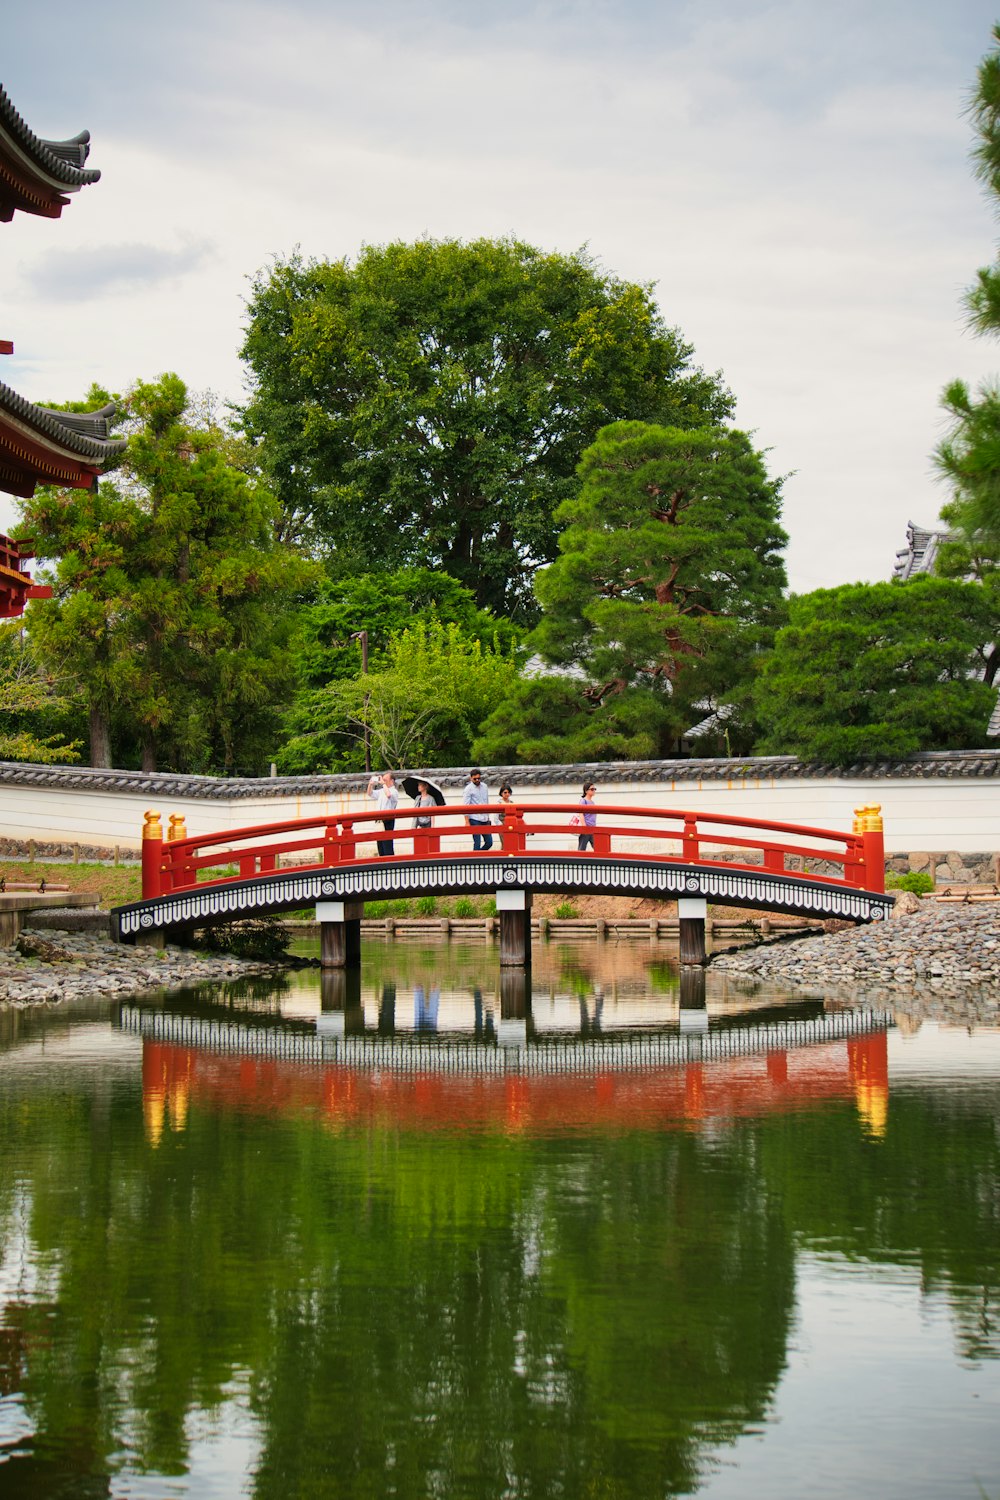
(401, 774), (446, 805)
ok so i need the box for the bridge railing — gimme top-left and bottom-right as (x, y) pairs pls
(140, 801), (885, 900)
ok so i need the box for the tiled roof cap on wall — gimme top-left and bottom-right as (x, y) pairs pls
(2, 750), (999, 801)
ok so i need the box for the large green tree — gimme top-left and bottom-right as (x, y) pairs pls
(752, 576), (999, 764)
(20, 375), (315, 773)
(240, 238), (733, 618)
(935, 23), (1000, 631)
(475, 420), (787, 763)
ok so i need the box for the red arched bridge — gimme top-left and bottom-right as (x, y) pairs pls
(111, 800), (890, 966)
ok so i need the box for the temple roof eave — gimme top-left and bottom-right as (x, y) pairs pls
(0, 380), (126, 463)
(0, 84), (101, 191)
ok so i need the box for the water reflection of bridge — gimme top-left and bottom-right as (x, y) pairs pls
(119, 1002), (891, 1076)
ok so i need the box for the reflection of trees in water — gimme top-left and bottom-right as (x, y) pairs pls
(247, 1131), (795, 1500)
(755, 1092), (1000, 1364)
(0, 1066), (996, 1495)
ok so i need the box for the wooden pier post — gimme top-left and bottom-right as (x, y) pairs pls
(678, 896), (708, 966)
(316, 899), (364, 968)
(496, 888), (533, 968)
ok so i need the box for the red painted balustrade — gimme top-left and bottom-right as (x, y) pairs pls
(140, 802), (885, 901)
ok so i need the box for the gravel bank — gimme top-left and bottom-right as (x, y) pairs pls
(1, 929), (285, 1008)
(711, 901), (1000, 1021)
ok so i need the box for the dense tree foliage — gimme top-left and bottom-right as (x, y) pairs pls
(752, 576), (999, 764)
(240, 238), (733, 618)
(280, 618), (521, 774)
(475, 420), (787, 762)
(19, 375), (315, 773)
(935, 23), (1000, 626)
(0, 622), (82, 763)
(293, 567), (519, 691)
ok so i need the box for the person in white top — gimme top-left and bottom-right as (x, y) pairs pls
(367, 771), (399, 856)
(462, 768), (493, 851)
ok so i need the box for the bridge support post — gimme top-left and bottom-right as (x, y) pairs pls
(316, 900), (364, 968)
(496, 889), (532, 968)
(677, 897), (708, 967)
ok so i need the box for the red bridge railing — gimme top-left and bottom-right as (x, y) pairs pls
(140, 802), (885, 901)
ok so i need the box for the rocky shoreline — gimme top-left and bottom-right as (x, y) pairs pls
(1, 929), (284, 1008)
(710, 900), (1000, 1023)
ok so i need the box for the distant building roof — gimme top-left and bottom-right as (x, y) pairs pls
(893, 520), (949, 580)
(0, 82), (102, 221)
(0, 379), (126, 498)
(893, 520), (1000, 738)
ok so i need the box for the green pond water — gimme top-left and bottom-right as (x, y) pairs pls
(0, 936), (998, 1499)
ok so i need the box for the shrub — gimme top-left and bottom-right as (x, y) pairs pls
(453, 897), (476, 918)
(884, 870), (935, 894)
(192, 916), (290, 962)
(553, 901), (580, 919)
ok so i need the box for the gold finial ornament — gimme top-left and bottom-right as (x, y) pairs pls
(142, 810), (163, 840)
(853, 804), (883, 834)
(167, 814), (188, 842)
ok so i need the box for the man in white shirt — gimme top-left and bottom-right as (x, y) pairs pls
(367, 771), (399, 856)
(462, 768), (493, 851)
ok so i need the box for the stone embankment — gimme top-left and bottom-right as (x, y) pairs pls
(711, 900), (1000, 1021)
(1, 929), (282, 1008)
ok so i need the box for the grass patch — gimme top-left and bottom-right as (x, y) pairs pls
(0, 859), (141, 909)
(553, 900), (580, 919)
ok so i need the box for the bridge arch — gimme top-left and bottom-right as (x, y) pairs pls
(111, 801), (892, 945)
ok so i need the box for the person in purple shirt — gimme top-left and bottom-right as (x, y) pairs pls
(578, 781), (597, 852)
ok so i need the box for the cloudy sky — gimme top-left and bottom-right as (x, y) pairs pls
(4, 0), (1000, 591)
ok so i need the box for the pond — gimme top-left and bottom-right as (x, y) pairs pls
(1, 936), (998, 1499)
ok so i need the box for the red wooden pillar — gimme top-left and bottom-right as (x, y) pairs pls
(853, 804), (885, 892)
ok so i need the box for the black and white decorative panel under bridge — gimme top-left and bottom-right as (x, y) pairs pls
(111, 858), (893, 938)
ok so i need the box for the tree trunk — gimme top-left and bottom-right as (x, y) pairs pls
(89, 707), (112, 768)
(141, 737), (157, 774)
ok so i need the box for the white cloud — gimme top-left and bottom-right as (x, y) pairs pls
(20, 238), (217, 301)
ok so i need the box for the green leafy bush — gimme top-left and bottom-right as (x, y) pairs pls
(884, 870), (935, 894)
(193, 916), (290, 962)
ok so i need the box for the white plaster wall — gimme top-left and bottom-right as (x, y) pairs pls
(0, 770), (996, 856)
